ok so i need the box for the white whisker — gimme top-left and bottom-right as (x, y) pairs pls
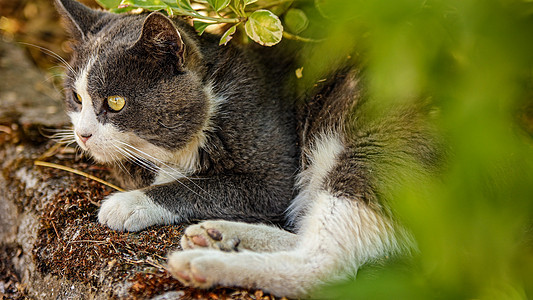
(115, 145), (160, 174)
(107, 143), (131, 177)
(19, 42), (77, 76)
(115, 141), (214, 201)
(49, 130), (76, 145)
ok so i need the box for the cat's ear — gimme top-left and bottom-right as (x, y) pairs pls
(54, 0), (109, 40)
(132, 12), (186, 68)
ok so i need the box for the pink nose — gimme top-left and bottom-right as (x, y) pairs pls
(77, 133), (92, 144)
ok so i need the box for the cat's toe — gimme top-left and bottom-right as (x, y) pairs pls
(181, 220), (240, 251)
(98, 190), (176, 232)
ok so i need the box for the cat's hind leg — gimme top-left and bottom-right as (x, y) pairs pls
(181, 220), (298, 252)
(167, 190), (404, 298)
(167, 131), (416, 297)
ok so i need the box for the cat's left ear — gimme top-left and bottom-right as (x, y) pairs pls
(132, 12), (186, 68)
(54, 0), (110, 40)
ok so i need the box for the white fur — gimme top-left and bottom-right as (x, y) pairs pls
(152, 167), (188, 185)
(98, 190), (178, 232)
(70, 56), (96, 152)
(287, 132), (345, 226)
(181, 220), (298, 252)
(168, 190), (400, 297)
(168, 130), (412, 298)
(168, 131), (404, 297)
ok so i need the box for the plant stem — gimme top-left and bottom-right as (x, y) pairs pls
(282, 31), (323, 43)
(258, 0), (294, 9)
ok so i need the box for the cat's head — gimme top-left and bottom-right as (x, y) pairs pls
(55, 0), (213, 166)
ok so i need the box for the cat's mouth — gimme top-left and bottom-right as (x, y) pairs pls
(72, 130), (128, 164)
(74, 133), (89, 151)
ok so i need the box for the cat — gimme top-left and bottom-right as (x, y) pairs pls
(54, 0), (299, 232)
(55, 0), (441, 297)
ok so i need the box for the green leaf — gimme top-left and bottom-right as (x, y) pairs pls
(207, 0), (231, 12)
(95, 0), (121, 9)
(284, 8), (308, 34)
(176, 0), (195, 12)
(161, 0), (180, 9)
(110, 6), (137, 13)
(194, 21), (211, 35)
(219, 24), (238, 46)
(243, 0), (257, 5)
(244, 10), (283, 47)
(120, 0), (167, 11)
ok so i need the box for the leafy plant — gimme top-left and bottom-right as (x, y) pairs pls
(96, 0), (317, 46)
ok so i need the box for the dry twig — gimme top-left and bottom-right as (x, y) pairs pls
(34, 160), (124, 192)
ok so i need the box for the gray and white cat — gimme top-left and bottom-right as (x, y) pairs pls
(55, 0), (440, 297)
(55, 0), (298, 232)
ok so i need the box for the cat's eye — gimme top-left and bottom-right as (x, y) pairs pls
(107, 95), (126, 112)
(73, 92), (82, 104)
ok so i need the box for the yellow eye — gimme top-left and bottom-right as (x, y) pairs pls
(74, 92), (82, 104)
(107, 95), (126, 112)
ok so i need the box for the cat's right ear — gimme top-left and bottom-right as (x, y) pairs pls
(131, 12), (186, 69)
(54, 0), (108, 40)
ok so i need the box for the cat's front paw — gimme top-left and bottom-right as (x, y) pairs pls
(181, 220), (241, 251)
(98, 190), (176, 232)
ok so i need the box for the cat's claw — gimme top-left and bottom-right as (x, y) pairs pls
(98, 190), (175, 232)
(181, 220), (241, 251)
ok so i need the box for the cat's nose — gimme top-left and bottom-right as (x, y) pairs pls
(77, 132), (92, 144)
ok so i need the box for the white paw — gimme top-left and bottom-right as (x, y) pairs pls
(167, 249), (228, 289)
(181, 220), (241, 251)
(167, 249), (310, 297)
(98, 190), (176, 232)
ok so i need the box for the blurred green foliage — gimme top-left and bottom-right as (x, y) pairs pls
(310, 0), (533, 298)
(98, 0), (533, 298)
